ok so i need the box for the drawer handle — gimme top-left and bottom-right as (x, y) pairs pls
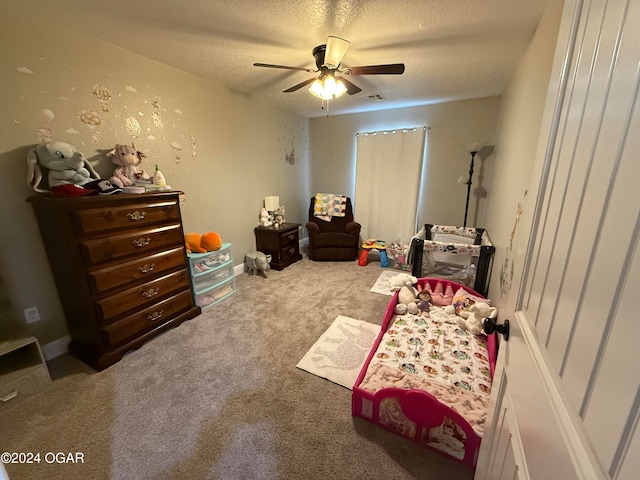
(288, 234), (295, 240)
(138, 263), (155, 273)
(288, 247), (295, 253)
(1, 390), (18, 402)
(141, 288), (159, 298)
(147, 310), (164, 322)
(127, 211), (146, 221)
(132, 237), (151, 247)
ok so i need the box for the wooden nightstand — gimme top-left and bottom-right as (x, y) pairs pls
(254, 223), (302, 270)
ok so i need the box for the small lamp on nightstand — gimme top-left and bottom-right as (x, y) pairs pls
(264, 195), (280, 227)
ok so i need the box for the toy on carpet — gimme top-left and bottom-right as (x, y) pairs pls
(107, 143), (149, 187)
(388, 272), (417, 292)
(27, 141), (100, 195)
(185, 232), (222, 253)
(245, 251), (271, 277)
(455, 301), (497, 335)
(258, 208), (272, 227)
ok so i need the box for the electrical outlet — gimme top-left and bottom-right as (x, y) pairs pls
(24, 306), (40, 324)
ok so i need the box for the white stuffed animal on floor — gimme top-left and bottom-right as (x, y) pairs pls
(27, 141), (99, 193)
(456, 301), (497, 335)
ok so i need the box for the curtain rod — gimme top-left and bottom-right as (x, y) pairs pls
(356, 126), (430, 136)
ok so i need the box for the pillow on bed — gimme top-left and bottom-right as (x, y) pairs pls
(452, 287), (489, 315)
(424, 281), (455, 306)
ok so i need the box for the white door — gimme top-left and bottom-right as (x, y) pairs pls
(476, 0), (640, 478)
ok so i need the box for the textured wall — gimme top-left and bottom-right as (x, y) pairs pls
(0, 7), (309, 344)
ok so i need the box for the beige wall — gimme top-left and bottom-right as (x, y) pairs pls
(483, 0), (564, 305)
(0, 8), (310, 344)
(0, 3), (561, 349)
(309, 98), (501, 230)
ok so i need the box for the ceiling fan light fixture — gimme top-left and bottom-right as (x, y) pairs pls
(308, 74), (347, 100)
(324, 36), (351, 69)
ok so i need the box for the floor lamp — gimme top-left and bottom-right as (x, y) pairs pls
(462, 142), (486, 227)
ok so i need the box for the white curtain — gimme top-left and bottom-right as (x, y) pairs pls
(354, 127), (426, 243)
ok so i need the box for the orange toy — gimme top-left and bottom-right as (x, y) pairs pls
(201, 232), (222, 251)
(185, 232), (222, 253)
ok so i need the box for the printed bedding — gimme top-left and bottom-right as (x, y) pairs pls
(358, 305), (492, 437)
(352, 278), (497, 469)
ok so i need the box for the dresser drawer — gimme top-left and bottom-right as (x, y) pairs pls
(188, 246), (232, 273)
(192, 264), (234, 292)
(96, 269), (191, 323)
(87, 247), (187, 294)
(79, 223), (184, 266)
(280, 244), (300, 262)
(0, 366), (50, 412)
(195, 279), (236, 309)
(279, 229), (299, 248)
(101, 290), (194, 347)
(72, 199), (180, 236)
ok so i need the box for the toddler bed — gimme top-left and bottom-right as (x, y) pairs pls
(352, 278), (497, 469)
(408, 224), (495, 297)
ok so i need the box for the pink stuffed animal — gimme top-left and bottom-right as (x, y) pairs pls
(107, 143), (149, 187)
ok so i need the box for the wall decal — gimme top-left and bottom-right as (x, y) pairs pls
(499, 201), (524, 297)
(285, 140), (296, 165)
(125, 116), (141, 137)
(92, 84), (111, 112)
(35, 128), (52, 143)
(42, 109), (55, 121)
(191, 135), (197, 159)
(79, 109), (102, 128)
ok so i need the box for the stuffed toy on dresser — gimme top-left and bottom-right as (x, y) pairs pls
(26, 141), (101, 195)
(108, 143), (149, 187)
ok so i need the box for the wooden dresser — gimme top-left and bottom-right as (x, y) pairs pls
(254, 223), (302, 270)
(28, 192), (201, 370)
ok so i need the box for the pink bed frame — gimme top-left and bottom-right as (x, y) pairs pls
(352, 278), (497, 469)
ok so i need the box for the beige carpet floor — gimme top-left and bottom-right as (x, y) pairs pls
(1, 258), (474, 480)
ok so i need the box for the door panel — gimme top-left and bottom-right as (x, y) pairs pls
(477, 0), (639, 478)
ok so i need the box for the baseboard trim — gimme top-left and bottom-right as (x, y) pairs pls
(42, 335), (70, 360)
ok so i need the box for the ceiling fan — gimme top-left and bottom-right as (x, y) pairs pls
(254, 36), (405, 100)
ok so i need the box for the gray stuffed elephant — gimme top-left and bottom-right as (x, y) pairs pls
(245, 251), (272, 277)
(26, 141), (99, 193)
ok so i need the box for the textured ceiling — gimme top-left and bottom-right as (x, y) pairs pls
(2, 0), (550, 118)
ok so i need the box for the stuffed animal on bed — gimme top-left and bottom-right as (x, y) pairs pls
(185, 232), (222, 253)
(456, 301), (497, 335)
(395, 285), (420, 314)
(26, 141), (100, 194)
(107, 143), (149, 187)
(415, 289), (432, 317)
(388, 272), (418, 292)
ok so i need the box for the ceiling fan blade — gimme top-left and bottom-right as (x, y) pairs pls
(324, 36), (350, 69)
(283, 77), (317, 93)
(347, 63), (405, 75)
(337, 76), (362, 95)
(254, 63), (316, 73)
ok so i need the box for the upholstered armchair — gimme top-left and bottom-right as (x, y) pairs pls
(306, 196), (361, 261)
